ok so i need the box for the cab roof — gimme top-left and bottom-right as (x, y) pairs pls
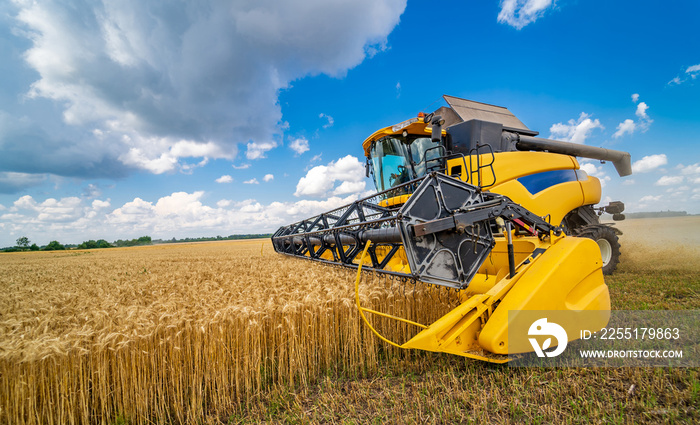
(361, 118), (430, 157)
(361, 95), (535, 157)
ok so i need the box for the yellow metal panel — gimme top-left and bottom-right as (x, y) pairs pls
(378, 194), (410, 208)
(447, 151), (597, 225)
(491, 180), (585, 225)
(478, 237), (610, 354)
(579, 173), (602, 206)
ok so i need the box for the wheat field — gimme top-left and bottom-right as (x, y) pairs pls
(0, 240), (457, 424)
(2, 217), (698, 424)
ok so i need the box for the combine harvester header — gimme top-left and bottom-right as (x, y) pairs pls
(272, 95), (631, 362)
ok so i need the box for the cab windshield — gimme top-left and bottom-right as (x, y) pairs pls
(369, 135), (443, 192)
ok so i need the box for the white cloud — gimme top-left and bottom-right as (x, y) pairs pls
(613, 96), (653, 138)
(579, 162), (602, 177)
(655, 176), (684, 186)
(5, 0), (407, 177)
(632, 154), (667, 173)
(246, 141), (279, 160)
(635, 102), (649, 120)
(15, 196), (84, 223)
(678, 163), (700, 175)
(549, 112), (603, 144)
(243, 178), (259, 185)
(92, 199), (111, 209)
(635, 102), (653, 131)
(613, 119), (636, 139)
(294, 155), (366, 198)
(119, 147), (179, 174)
(216, 175), (233, 183)
(639, 195), (662, 203)
(289, 137), (310, 155)
(668, 63), (700, 85)
(263, 174), (274, 182)
(319, 113), (334, 129)
(0, 189), (372, 246)
(579, 161), (610, 187)
(332, 181), (367, 195)
(0, 194), (125, 245)
(232, 164), (251, 170)
(497, 0), (555, 30)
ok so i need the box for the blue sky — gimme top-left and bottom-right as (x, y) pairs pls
(0, 0), (698, 247)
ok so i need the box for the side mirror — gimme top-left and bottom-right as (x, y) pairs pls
(430, 115), (445, 143)
(365, 160), (371, 178)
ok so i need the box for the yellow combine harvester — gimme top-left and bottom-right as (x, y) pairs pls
(272, 95), (631, 362)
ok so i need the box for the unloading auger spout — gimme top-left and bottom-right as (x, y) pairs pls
(271, 172), (560, 289)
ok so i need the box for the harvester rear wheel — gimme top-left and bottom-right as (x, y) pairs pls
(578, 225), (621, 275)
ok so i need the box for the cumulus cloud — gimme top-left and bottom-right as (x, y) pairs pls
(289, 137), (310, 155)
(263, 174), (274, 182)
(549, 112), (603, 144)
(678, 163), (700, 175)
(294, 155), (366, 198)
(216, 175), (233, 183)
(0, 190), (364, 246)
(635, 102), (650, 121)
(632, 154), (667, 173)
(655, 176), (683, 186)
(497, 0), (555, 30)
(245, 141), (279, 160)
(0, 194), (114, 245)
(613, 95), (653, 138)
(639, 195), (662, 203)
(2, 0), (407, 179)
(243, 178), (259, 185)
(579, 161), (610, 187)
(635, 102), (653, 131)
(613, 119), (636, 139)
(579, 162), (601, 177)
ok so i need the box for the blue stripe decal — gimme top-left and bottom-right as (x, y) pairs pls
(517, 169), (578, 195)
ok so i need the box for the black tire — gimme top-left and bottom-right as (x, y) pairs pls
(578, 226), (621, 275)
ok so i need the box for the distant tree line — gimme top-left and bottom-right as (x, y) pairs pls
(3, 234), (271, 252)
(2, 236), (152, 252)
(77, 239), (112, 249)
(113, 236), (153, 247)
(153, 234), (272, 244)
(621, 211), (691, 219)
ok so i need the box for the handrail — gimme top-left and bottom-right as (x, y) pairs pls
(354, 240), (427, 349)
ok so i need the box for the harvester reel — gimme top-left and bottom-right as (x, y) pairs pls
(272, 172), (560, 291)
